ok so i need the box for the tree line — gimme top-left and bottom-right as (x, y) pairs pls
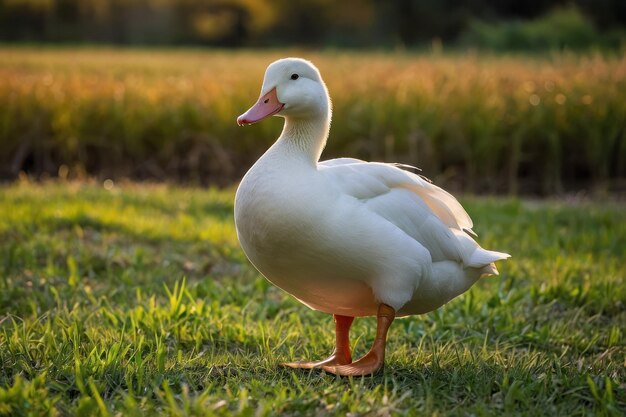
(1, 0), (624, 48)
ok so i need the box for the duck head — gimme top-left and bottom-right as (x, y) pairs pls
(237, 58), (331, 126)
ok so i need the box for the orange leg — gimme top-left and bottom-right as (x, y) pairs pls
(282, 314), (354, 369)
(322, 304), (395, 376)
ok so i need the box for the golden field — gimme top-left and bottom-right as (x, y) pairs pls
(1, 47), (625, 194)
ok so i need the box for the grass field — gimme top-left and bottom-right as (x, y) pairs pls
(0, 181), (624, 416)
(1, 47), (625, 193)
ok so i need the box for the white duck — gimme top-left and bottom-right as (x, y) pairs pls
(235, 58), (510, 376)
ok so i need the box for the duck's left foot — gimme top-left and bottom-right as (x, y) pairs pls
(321, 350), (383, 376)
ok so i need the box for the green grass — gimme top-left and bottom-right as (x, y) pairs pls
(0, 181), (624, 416)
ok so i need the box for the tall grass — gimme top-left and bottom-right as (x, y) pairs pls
(1, 47), (625, 194)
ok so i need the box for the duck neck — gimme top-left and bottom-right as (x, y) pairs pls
(274, 113), (331, 168)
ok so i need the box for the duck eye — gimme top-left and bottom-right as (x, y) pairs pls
(290, 74), (299, 80)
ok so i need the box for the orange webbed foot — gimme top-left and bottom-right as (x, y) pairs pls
(321, 350), (383, 376)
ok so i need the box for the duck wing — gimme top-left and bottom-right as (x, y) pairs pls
(318, 158), (509, 269)
(319, 158), (473, 232)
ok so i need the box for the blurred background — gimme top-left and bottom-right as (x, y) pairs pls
(1, 0), (625, 195)
(2, 0), (625, 49)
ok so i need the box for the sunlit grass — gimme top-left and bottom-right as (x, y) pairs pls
(0, 181), (624, 416)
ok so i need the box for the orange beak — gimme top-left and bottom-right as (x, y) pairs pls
(237, 88), (284, 126)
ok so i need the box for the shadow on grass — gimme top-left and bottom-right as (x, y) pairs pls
(37, 214), (212, 245)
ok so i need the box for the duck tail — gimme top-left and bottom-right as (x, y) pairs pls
(451, 229), (510, 276)
(467, 247), (511, 268)
(467, 248), (511, 271)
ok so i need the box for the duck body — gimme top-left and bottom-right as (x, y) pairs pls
(234, 58), (510, 375)
(235, 122), (507, 318)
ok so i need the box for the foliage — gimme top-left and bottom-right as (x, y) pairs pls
(1, 48), (626, 194)
(0, 181), (624, 416)
(463, 6), (625, 51)
(0, 0), (625, 47)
